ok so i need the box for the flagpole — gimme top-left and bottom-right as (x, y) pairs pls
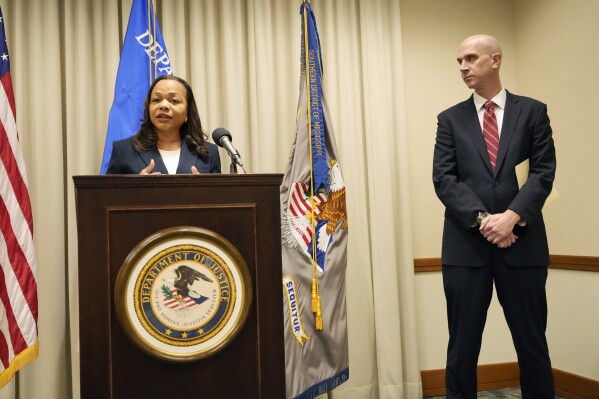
(152, 0), (157, 80)
(146, 0), (159, 82)
(146, 0), (151, 83)
(302, 2), (323, 331)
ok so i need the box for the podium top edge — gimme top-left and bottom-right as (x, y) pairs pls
(73, 173), (284, 189)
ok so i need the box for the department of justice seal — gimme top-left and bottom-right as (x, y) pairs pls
(115, 226), (252, 362)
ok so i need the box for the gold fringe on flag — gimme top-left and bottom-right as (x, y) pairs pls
(0, 342), (39, 389)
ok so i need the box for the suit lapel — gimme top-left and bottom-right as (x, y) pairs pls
(176, 142), (196, 174)
(495, 91), (521, 175)
(460, 97), (494, 174)
(138, 146), (169, 174)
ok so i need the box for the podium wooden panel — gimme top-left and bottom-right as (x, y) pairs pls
(73, 174), (285, 399)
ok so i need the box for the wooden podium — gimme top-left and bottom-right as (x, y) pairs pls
(73, 174), (285, 399)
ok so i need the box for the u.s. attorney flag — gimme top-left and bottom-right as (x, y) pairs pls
(100, 0), (171, 174)
(280, 3), (349, 398)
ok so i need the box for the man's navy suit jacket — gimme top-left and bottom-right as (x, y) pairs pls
(106, 137), (222, 175)
(433, 91), (556, 267)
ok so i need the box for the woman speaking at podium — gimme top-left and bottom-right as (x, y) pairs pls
(106, 75), (221, 175)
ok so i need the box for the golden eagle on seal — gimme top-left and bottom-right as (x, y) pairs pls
(174, 265), (213, 299)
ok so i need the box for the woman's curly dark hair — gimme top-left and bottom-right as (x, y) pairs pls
(132, 75), (209, 157)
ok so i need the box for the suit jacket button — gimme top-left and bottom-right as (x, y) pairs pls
(493, 181), (499, 186)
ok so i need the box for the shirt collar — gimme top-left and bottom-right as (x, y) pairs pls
(473, 88), (506, 111)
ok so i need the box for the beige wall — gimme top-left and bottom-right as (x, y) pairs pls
(514, 1), (599, 256)
(514, 0), (599, 380)
(401, 0), (599, 380)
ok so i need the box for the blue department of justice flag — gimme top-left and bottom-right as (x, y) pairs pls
(280, 3), (349, 398)
(100, 0), (172, 174)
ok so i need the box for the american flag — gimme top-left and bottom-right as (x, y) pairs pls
(163, 289), (199, 310)
(0, 6), (39, 388)
(288, 182), (326, 250)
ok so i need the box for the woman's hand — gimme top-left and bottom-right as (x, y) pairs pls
(191, 166), (200, 174)
(140, 159), (161, 175)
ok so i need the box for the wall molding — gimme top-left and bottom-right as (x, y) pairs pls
(421, 363), (599, 398)
(414, 255), (599, 273)
(549, 255), (599, 272)
(554, 368), (599, 399)
(413, 258), (442, 273)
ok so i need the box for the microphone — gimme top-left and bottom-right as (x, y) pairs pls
(212, 128), (244, 168)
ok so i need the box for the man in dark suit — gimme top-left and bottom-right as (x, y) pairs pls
(433, 34), (556, 398)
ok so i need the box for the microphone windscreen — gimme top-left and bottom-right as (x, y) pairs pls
(211, 128), (232, 146)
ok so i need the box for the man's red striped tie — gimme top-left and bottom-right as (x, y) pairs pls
(483, 100), (500, 171)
